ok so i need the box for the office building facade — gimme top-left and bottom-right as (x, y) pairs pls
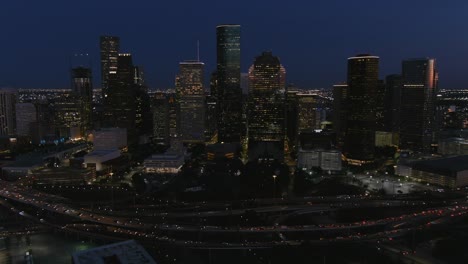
(344, 55), (379, 162)
(216, 25), (242, 143)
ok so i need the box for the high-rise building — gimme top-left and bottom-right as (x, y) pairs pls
(0, 88), (17, 136)
(216, 25), (242, 143)
(106, 53), (137, 141)
(15, 103), (36, 137)
(53, 91), (81, 138)
(297, 93), (322, 133)
(332, 83), (348, 148)
(285, 85), (299, 147)
(344, 54), (379, 162)
(240, 72), (249, 95)
(247, 51), (285, 161)
(400, 58), (438, 151)
(152, 92), (170, 145)
(133, 66), (152, 137)
(71, 67), (93, 134)
(176, 61), (205, 143)
(205, 94), (218, 142)
(384, 74), (403, 133)
(167, 94), (178, 139)
(100, 36), (120, 103)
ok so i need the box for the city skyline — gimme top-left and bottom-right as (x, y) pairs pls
(1, 1), (468, 89)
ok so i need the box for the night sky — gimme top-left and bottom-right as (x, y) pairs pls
(1, 0), (468, 89)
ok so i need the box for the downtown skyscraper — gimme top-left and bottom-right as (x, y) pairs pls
(100, 36), (120, 106)
(344, 54), (379, 162)
(400, 58), (438, 151)
(176, 61), (205, 143)
(216, 25), (242, 143)
(71, 67), (93, 134)
(247, 51), (285, 161)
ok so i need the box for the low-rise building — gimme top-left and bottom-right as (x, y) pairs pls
(72, 240), (156, 264)
(297, 148), (342, 172)
(31, 167), (94, 185)
(143, 152), (185, 174)
(396, 155), (468, 188)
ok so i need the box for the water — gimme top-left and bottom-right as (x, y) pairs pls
(0, 233), (97, 264)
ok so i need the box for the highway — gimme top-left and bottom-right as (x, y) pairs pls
(2, 179), (468, 254)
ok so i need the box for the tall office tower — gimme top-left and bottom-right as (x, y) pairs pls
(175, 61), (205, 143)
(240, 73), (249, 95)
(384, 74), (403, 132)
(205, 94), (218, 142)
(344, 54), (379, 162)
(167, 94), (178, 139)
(247, 51), (285, 161)
(107, 53), (137, 142)
(285, 85), (299, 147)
(0, 88), (17, 136)
(133, 66), (152, 136)
(54, 92), (82, 138)
(133, 66), (145, 87)
(297, 94), (321, 133)
(332, 83), (348, 148)
(400, 58), (438, 151)
(100, 36), (120, 109)
(152, 92), (170, 145)
(71, 67), (93, 134)
(34, 102), (55, 143)
(216, 25), (242, 143)
(15, 103), (36, 137)
(375, 80), (386, 131)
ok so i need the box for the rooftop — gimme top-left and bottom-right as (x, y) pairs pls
(71, 240), (156, 264)
(410, 155), (468, 176)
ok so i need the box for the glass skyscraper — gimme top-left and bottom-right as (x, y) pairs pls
(71, 67), (93, 134)
(400, 58), (438, 151)
(216, 25), (242, 143)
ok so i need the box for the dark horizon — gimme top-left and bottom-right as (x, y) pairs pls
(1, 0), (468, 89)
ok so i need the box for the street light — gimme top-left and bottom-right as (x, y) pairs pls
(272, 175), (278, 198)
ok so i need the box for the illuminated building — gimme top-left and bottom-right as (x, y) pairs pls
(106, 53), (137, 142)
(53, 92), (81, 138)
(216, 25), (242, 143)
(143, 152), (185, 174)
(247, 51), (285, 161)
(0, 88), (17, 136)
(100, 35), (120, 112)
(176, 61), (205, 143)
(297, 93), (322, 133)
(71, 67), (93, 134)
(396, 155), (468, 188)
(297, 149), (342, 172)
(400, 58), (438, 151)
(344, 54), (379, 162)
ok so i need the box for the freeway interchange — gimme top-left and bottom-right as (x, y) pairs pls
(1, 180), (468, 261)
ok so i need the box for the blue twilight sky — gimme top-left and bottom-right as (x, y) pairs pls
(1, 0), (468, 89)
